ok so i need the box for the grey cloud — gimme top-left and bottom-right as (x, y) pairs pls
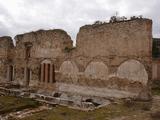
(145, 2), (160, 38)
(0, 21), (11, 36)
(0, 4), (13, 36)
(0, 4), (11, 19)
(0, 0), (159, 41)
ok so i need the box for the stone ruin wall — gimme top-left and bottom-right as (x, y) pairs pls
(0, 18), (153, 100)
(152, 59), (160, 81)
(0, 37), (14, 82)
(14, 29), (72, 87)
(57, 19), (152, 100)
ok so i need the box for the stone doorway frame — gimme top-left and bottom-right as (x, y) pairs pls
(40, 59), (55, 83)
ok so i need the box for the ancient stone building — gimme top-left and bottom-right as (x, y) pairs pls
(0, 18), (152, 101)
(0, 36), (14, 82)
(14, 29), (72, 88)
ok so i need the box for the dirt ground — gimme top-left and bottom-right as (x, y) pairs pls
(1, 80), (160, 120)
(6, 95), (158, 120)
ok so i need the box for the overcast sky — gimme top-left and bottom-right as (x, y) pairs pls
(0, 0), (160, 44)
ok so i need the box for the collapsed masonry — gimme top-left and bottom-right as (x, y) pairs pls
(0, 18), (152, 108)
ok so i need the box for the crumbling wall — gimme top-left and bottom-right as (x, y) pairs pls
(14, 29), (73, 87)
(15, 29), (72, 59)
(0, 37), (14, 82)
(0, 19), (152, 101)
(76, 19), (152, 58)
(57, 19), (152, 100)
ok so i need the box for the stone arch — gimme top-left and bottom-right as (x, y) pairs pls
(84, 61), (109, 80)
(59, 61), (79, 83)
(59, 61), (79, 74)
(117, 59), (148, 85)
(41, 59), (52, 64)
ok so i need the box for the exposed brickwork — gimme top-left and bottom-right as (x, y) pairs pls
(0, 36), (14, 82)
(0, 18), (153, 100)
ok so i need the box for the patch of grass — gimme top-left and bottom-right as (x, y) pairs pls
(123, 99), (151, 111)
(20, 100), (150, 120)
(0, 96), (40, 114)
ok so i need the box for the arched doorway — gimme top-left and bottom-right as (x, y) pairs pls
(40, 60), (55, 83)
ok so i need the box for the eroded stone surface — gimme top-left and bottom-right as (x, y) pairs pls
(59, 61), (79, 75)
(0, 18), (152, 102)
(117, 60), (148, 85)
(84, 62), (109, 80)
